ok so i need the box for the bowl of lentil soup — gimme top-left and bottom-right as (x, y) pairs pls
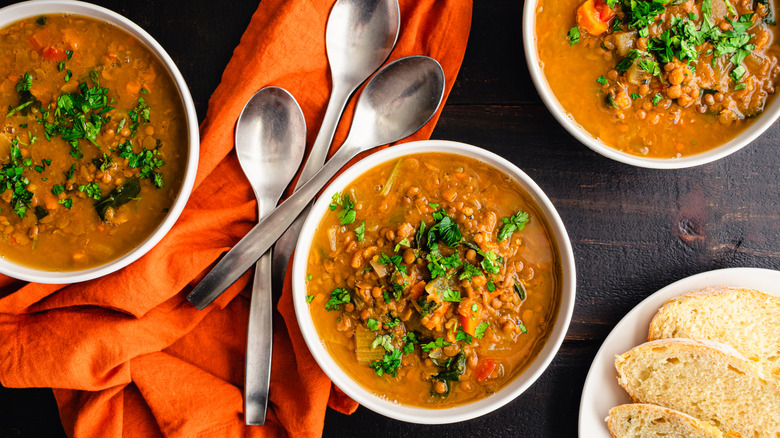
(0, 1), (198, 282)
(525, 0), (780, 168)
(292, 141), (575, 423)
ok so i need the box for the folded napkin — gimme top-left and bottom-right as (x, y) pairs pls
(0, 0), (471, 436)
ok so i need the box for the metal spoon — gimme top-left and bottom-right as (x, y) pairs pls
(235, 87), (306, 425)
(187, 56), (445, 306)
(272, 0), (400, 290)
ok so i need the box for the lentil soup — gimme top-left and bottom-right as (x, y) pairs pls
(305, 153), (562, 407)
(0, 14), (187, 270)
(536, 0), (780, 158)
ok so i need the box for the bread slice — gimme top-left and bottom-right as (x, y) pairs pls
(615, 338), (780, 438)
(606, 403), (733, 438)
(648, 286), (780, 375)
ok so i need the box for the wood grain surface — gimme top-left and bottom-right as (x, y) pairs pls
(1, 0), (779, 437)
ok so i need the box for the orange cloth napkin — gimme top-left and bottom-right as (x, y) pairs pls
(0, 1), (472, 436)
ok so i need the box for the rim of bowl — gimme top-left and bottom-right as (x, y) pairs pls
(0, 0), (199, 283)
(292, 140), (576, 424)
(522, 0), (780, 169)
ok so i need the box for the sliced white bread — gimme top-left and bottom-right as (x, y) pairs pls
(606, 403), (734, 438)
(648, 286), (780, 376)
(615, 338), (780, 438)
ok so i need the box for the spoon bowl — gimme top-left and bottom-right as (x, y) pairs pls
(187, 56), (445, 307)
(234, 87), (306, 425)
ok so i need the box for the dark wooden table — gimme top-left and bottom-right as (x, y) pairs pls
(2, 0), (779, 437)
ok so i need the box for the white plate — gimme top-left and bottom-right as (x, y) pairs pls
(578, 267), (780, 437)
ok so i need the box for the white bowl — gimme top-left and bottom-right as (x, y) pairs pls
(292, 140), (576, 424)
(522, 0), (780, 169)
(0, 0), (199, 283)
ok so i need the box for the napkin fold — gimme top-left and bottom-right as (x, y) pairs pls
(0, 0), (472, 436)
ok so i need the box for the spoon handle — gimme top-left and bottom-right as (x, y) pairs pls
(244, 250), (273, 425)
(272, 81), (353, 289)
(187, 146), (357, 309)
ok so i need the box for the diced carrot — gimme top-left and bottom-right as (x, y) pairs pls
(42, 46), (67, 61)
(408, 280), (426, 301)
(576, 0), (615, 36)
(126, 81), (142, 96)
(457, 301), (482, 336)
(28, 29), (50, 51)
(474, 359), (497, 382)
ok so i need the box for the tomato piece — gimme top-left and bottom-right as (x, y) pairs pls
(42, 46), (67, 61)
(474, 360), (497, 382)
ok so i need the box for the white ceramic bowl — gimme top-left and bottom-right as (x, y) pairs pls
(0, 0), (199, 283)
(292, 140), (576, 424)
(522, 0), (780, 169)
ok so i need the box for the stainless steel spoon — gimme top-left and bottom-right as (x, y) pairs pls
(187, 56), (445, 307)
(235, 87), (305, 425)
(272, 0), (400, 290)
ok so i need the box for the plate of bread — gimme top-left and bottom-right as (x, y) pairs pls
(579, 267), (780, 437)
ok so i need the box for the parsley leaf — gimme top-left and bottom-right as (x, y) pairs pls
(367, 318), (380, 331)
(474, 322), (490, 339)
(355, 220), (365, 242)
(325, 288), (350, 311)
(329, 192), (356, 225)
(497, 210), (530, 242)
(596, 76), (608, 85)
(458, 263), (483, 280)
(421, 337), (451, 352)
(567, 26), (580, 46)
(378, 252), (408, 275)
(442, 289), (462, 302)
(455, 327), (473, 344)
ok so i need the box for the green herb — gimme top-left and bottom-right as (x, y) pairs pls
(474, 322), (490, 339)
(35, 16), (47, 26)
(427, 210), (462, 249)
(391, 282), (405, 301)
(0, 144), (33, 217)
(515, 282), (527, 300)
(652, 93), (662, 105)
(328, 192), (356, 225)
(305, 294), (315, 303)
(487, 280), (496, 292)
(94, 178), (141, 221)
(421, 337), (451, 352)
(58, 198), (73, 209)
(306, 273), (313, 281)
(58, 61), (65, 72)
(455, 327), (473, 344)
(428, 202), (439, 209)
(354, 220), (365, 242)
(631, 93), (642, 100)
(734, 82), (747, 90)
(51, 184), (65, 196)
(596, 76), (608, 85)
(638, 59), (661, 76)
(442, 289), (461, 303)
(615, 49), (641, 73)
(325, 288), (350, 311)
(461, 241), (501, 274)
(518, 323), (528, 334)
(458, 263), (483, 281)
(367, 318), (380, 331)
(128, 97), (150, 137)
(426, 251), (462, 279)
(117, 140), (165, 188)
(378, 252), (408, 275)
(78, 182), (102, 200)
(418, 297), (442, 317)
(394, 237), (410, 252)
(64, 70), (72, 82)
(415, 220), (427, 250)
(369, 348), (402, 377)
(567, 26), (580, 46)
(497, 210), (530, 242)
(65, 50), (73, 60)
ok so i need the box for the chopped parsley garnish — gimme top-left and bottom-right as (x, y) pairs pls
(117, 140), (165, 188)
(518, 323), (528, 334)
(367, 318), (380, 331)
(596, 75), (608, 85)
(652, 93), (662, 105)
(487, 280), (496, 292)
(329, 192), (356, 225)
(305, 294), (315, 303)
(567, 25), (580, 46)
(58, 198), (73, 209)
(497, 210), (530, 242)
(0, 144), (33, 217)
(427, 210), (462, 249)
(51, 184), (65, 196)
(128, 96), (150, 137)
(306, 273), (313, 281)
(638, 59), (661, 76)
(615, 49), (641, 73)
(474, 322), (490, 339)
(631, 93), (641, 100)
(421, 337), (451, 352)
(369, 348), (402, 377)
(458, 263), (483, 281)
(394, 237), (410, 252)
(325, 288), (350, 311)
(378, 252), (408, 275)
(515, 282), (528, 300)
(442, 289), (462, 302)
(455, 327), (473, 344)
(354, 220), (366, 242)
(734, 82), (747, 90)
(77, 182), (101, 200)
(426, 251), (462, 279)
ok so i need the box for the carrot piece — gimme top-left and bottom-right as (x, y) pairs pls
(576, 0), (615, 36)
(408, 280), (426, 301)
(27, 29), (49, 51)
(42, 46), (67, 61)
(457, 301), (482, 336)
(474, 359), (497, 382)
